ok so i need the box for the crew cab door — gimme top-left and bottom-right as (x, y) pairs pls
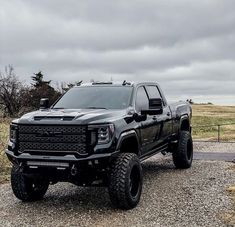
(157, 105), (172, 143)
(135, 86), (159, 154)
(145, 85), (172, 145)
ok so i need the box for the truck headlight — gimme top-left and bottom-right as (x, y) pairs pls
(10, 124), (18, 142)
(89, 124), (115, 145)
(98, 124), (115, 144)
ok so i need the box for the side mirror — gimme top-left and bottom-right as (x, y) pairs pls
(141, 98), (163, 115)
(40, 98), (49, 109)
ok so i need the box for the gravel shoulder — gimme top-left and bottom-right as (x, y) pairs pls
(0, 158), (234, 227)
(194, 142), (235, 153)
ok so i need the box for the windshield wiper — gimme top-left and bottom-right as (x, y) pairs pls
(86, 107), (107, 109)
(52, 107), (65, 109)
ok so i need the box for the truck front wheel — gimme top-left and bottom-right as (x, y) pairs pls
(11, 165), (49, 201)
(108, 153), (143, 210)
(172, 131), (193, 169)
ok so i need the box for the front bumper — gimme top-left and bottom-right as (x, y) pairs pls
(6, 149), (119, 166)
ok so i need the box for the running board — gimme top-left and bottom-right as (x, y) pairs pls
(140, 144), (168, 162)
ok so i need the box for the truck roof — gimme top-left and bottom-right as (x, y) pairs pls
(77, 81), (159, 87)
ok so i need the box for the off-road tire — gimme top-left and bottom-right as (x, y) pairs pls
(172, 131), (193, 169)
(11, 165), (49, 201)
(108, 153), (143, 210)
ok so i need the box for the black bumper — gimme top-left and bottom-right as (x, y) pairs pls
(6, 149), (119, 165)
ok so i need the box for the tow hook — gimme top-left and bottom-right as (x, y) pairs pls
(71, 164), (78, 176)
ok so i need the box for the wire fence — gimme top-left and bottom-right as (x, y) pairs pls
(192, 123), (235, 143)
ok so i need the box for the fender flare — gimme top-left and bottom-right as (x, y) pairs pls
(179, 115), (191, 132)
(116, 130), (140, 154)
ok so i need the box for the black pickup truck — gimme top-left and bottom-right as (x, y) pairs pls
(6, 81), (193, 209)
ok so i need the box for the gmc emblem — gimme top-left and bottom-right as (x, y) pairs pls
(37, 130), (63, 137)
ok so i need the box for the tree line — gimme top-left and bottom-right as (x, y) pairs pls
(1, 65), (204, 117)
(0, 65), (72, 117)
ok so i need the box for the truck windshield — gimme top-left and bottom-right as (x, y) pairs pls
(53, 86), (133, 110)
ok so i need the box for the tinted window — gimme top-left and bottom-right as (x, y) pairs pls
(145, 86), (161, 99)
(135, 87), (149, 112)
(53, 86), (133, 109)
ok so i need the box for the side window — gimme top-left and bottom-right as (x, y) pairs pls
(145, 85), (165, 106)
(145, 86), (161, 99)
(135, 87), (149, 112)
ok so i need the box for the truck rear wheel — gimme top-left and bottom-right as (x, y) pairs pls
(108, 153), (143, 210)
(172, 131), (193, 169)
(11, 165), (49, 201)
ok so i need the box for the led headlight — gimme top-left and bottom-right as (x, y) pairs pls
(10, 124), (18, 142)
(89, 124), (115, 145)
(98, 124), (115, 144)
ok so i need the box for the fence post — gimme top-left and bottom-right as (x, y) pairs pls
(218, 125), (220, 142)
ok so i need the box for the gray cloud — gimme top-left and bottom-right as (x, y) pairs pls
(1, 0), (235, 104)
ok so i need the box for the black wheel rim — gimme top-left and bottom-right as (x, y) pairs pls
(129, 165), (140, 198)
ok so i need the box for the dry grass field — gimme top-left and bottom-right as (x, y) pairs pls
(0, 104), (234, 183)
(0, 118), (12, 183)
(192, 105), (235, 141)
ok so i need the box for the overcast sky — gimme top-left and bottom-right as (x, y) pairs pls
(0, 0), (235, 104)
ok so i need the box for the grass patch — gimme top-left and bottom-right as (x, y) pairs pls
(0, 118), (12, 184)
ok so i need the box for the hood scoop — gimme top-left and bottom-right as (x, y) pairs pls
(34, 116), (75, 121)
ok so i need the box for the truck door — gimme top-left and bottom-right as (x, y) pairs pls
(135, 86), (158, 154)
(144, 85), (164, 147)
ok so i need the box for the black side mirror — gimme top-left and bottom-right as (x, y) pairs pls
(133, 112), (147, 122)
(141, 98), (163, 115)
(40, 98), (49, 109)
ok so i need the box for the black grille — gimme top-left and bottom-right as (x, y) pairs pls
(19, 134), (86, 143)
(18, 125), (88, 155)
(19, 125), (86, 134)
(19, 142), (86, 153)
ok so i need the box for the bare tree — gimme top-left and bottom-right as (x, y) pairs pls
(0, 65), (29, 117)
(0, 66), (80, 116)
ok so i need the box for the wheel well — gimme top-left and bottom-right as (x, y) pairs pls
(181, 119), (190, 131)
(120, 136), (139, 155)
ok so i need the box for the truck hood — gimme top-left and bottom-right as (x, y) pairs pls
(15, 108), (127, 125)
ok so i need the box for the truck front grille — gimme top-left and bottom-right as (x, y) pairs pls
(18, 125), (88, 155)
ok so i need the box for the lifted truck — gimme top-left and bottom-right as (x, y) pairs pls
(6, 81), (193, 209)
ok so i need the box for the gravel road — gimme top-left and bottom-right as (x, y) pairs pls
(0, 157), (234, 227)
